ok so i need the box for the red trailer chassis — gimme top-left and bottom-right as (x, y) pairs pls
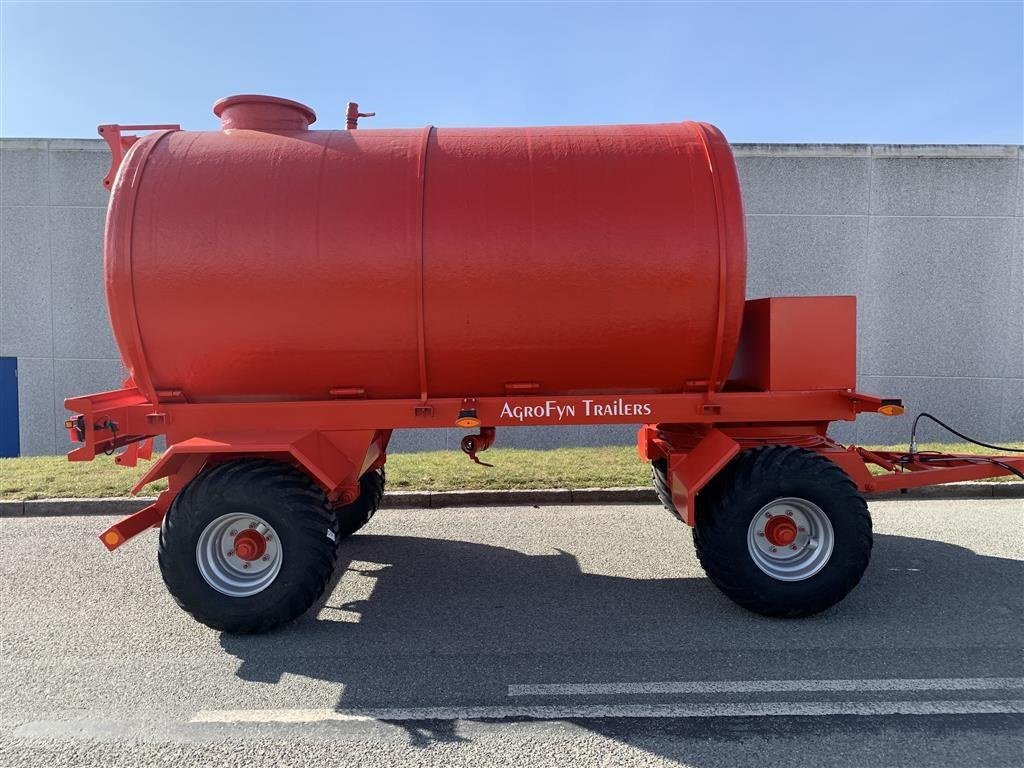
(67, 112), (1023, 630)
(65, 297), (1022, 552)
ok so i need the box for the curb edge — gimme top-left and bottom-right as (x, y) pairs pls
(1, 482), (1020, 517)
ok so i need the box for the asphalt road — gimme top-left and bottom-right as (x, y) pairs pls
(1, 498), (1022, 767)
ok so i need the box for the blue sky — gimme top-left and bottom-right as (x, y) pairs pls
(2, 1), (1022, 142)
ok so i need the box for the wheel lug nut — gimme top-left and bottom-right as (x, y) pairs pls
(798, 526), (806, 532)
(757, 531), (765, 537)
(229, 530), (237, 536)
(262, 555), (269, 561)
(791, 545), (799, 550)
(769, 546), (777, 552)
(785, 511), (793, 517)
(226, 550), (234, 557)
(765, 512), (772, 519)
(242, 562), (250, 569)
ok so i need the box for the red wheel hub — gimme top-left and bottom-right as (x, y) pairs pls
(233, 529), (268, 561)
(763, 515), (798, 547)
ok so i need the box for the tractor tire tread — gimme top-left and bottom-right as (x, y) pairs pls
(651, 459), (681, 521)
(158, 458), (338, 634)
(334, 467), (386, 539)
(691, 445), (871, 618)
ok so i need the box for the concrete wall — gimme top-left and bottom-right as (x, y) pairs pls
(1, 139), (124, 456)
(1, 138), (1021, 455)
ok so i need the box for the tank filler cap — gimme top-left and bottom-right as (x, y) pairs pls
(213, 94), (316, 132)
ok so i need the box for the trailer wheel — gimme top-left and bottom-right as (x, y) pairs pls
(692, 446), (871, 617)
(651, 459), (681, 521)
(158, 458), (338, 634)
(335, 467), (385, 538)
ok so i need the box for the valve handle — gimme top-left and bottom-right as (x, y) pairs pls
(345, 102), (376, 129)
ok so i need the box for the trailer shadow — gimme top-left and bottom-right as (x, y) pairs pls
(219, 529), (1023, 760)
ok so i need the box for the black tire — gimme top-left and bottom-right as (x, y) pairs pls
(335, 467), (385, 538)
(158, 458), (338, 634)
(651, 459), (680, 521)
(692, 445), (872, 618)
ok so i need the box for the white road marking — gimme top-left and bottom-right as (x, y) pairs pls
(196, 709), (376, 723)
(508, 677), (1024, 697)
(193, 699), (1024, 723)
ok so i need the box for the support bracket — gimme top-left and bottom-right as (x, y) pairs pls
(668, 429), (741, 525)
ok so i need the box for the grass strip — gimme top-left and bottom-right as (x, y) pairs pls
(2, 442), (1020, 501)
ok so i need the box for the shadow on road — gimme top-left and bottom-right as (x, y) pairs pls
(219, 531), (1023, 761)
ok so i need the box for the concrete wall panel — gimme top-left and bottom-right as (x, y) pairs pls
(1011, 217), (1024, 378)
(574, 425), (639, 449)
(16, 357), (55, 456)
(745, 214), (867, 298)
(491, 425), (650, 451)
(50, 206), (117, 359)
(857, 375), (1007, 446)
(502, 426), (584, 450)
(0, 144), (48, 206)
(737, 155), (869, 215)
(0, 206), (52, 358)
(861, 216), (1020, 378)
(388, 428), (450, 453)
(870, 156), (1020, 217)
(48, 149), (112, 208)
(1017, 152), (1023, 216)
(999, 379), (1023, 445)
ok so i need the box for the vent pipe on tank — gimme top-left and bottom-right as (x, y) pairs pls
(213, 95), (316, 132)
(346, 102), (375, 129)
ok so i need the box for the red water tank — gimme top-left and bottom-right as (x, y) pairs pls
(105, 95), (747, 403)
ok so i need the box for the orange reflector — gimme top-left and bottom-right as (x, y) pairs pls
(455, 416), (481, 428)
(878, 404), (905, 417)
(101, 530), (123, 549)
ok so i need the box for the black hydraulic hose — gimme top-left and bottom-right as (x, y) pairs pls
(897, 412), (1024, 481)
(908, 412), (1024, 454)
(988, 459), (1024, 481)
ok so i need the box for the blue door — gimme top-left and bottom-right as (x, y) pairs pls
(0, 357), (19, 458)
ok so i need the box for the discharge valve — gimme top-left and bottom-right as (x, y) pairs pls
(461, 427), (496, 467)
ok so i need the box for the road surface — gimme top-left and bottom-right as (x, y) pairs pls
(1, 498), (1022, 766)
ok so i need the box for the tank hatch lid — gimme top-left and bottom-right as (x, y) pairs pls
(213, 94), (316, 132)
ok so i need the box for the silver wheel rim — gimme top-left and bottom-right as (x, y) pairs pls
(746, 497), (834, 582)
(195, 513), (282, 597)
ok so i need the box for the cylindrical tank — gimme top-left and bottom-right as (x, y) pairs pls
(105, 95), (747, 403)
